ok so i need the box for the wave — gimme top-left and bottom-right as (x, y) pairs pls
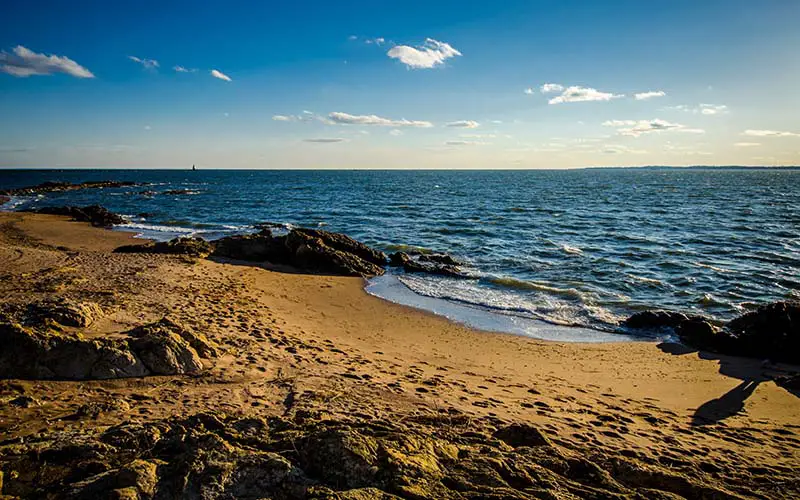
(562, 244), (583, 255)
(485, 276), (585, 299)
(692, 261), (735, 274)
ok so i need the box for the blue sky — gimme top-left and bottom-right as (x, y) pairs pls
(1, 0), (799, 168)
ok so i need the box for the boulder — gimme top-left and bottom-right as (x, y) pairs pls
(293, 228), (387, 267)
(492, 423), (551, 448)
(115, 237), (214, 258)
(26, 205), (126, 227)
(724, 301), (800, 363)
(26, 298), (103, 328)
(417, 253), (462, 266)
(212, 231), (290, 262)
(285, 230), (385, 277)
(389, 251), (467, 278)
(623, 310), (691, 330)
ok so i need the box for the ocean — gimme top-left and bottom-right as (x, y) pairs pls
(2, 168), (798, 341)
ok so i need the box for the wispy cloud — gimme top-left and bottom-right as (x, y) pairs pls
(603, 119), (704, 137)
(210, 69), (232, 82)
(128, 55), (159, 70)
(389, 129), (403, 136)
(445, 140), (488, 146)
(743, 129), (800, 137)
(734, 142), (761, 147)
(365, 37), (385, 45)
(523, 88), (535, 95)
(328, 112), (433, 127)
(548, 85), (623, 104)
(0, 45), (94, 78)
(387, 38), (461, 69)
(272, 115), (294, 121)
(303, 138), (347, 143)
(540, 83), (564, 93)
(445, 120), (479, 128)
(173, 65), (196, 73)
(600, 144), (648, 154)
(634, 90), (666, 100)
(666, 103), (728, 115)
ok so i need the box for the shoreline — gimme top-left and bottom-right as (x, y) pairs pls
(1, 211), (799, 498)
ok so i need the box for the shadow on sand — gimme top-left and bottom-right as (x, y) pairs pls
(656, 342), (798, 426)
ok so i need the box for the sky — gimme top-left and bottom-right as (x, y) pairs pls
(1, 0), (799, 169)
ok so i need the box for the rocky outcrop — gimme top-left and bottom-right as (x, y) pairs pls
(213, 229), (386, 277)
(26, 298), (104, 328)
(0, 316), (216, 380)
(388, 252), (466, 278)
(0, 180), (138, 196)
(24, 205), (126, 227)
(625, 301), (800, 364)
(0, 195), (10, 205)
(0, 411), (749, 499)
(115, 237), (214, 258)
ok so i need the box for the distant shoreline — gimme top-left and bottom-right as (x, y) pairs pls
(1, 165), (799, 172)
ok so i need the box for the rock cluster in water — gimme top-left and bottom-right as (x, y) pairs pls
(24, 205), (127, 227)
(0, 301), (217, 380)
(1, 180), (139, 196)
(625, 301), (800, 364)
(0, 410), (744, 499)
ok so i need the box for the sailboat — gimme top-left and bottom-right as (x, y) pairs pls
(192, 164), (196, 171)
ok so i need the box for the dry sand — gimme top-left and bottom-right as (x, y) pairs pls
(1, 211), (798, 498)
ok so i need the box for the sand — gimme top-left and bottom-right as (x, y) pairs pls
(1, 211), (798, 499)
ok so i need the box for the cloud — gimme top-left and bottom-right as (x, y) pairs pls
(634, 90), (666, 100)
(603, 119), (704, 137)
(386, 38), (461, 69)
(734, 142), (761, 147)
(548, 86), (623, 104)
(272, 115), (294, 121)
(0, 45), (94, 78)
(445, 140), (487, 146)
(128, 56), (159, 70)
(700, 104), (727, 115)
(601, 144), (647, 154)
(445, 120), (479, 128)
(303, 138), (347, 143)
(328, 112), (433, 127)
(210, 69), (232, 82)
(523, 88), (535, 95)
(743, 129), (800, 137)
(540, 83), (564, 93)
(173, 65), (196, 73)
(389, 129), (403, 136)
(365, 37), (385, 45)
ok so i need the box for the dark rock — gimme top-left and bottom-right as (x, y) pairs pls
(724, 301), (800, 363)
(389, 251), (468, 278)
(135, 212), (154, 218)
(1, 180), (138, 197)
(8, 395), (39, 408)
(293, 228), (387, 267)
(163, 189), (198, 195)
(0, 315), (215, 380)
(25, 205), (126, 227)
(624, 310), (691, 330)
(418, 253), (462, 266)
(493, 424), (551, 448)
(389, 252), (411, 267)
(0, 195), (10, 205)
(115, 237), (214, 258)
(212, 232), (290, 262)
(774, 373), (800, 392)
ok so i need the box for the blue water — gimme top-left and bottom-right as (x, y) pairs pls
(2, 169), (799, 337)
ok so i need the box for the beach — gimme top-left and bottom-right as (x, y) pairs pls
(1, 210), (798, 499)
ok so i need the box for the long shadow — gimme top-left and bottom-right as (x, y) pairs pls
(656, 342), (793, 426)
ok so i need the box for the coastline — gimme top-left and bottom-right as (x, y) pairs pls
(1, 211), (799, 498)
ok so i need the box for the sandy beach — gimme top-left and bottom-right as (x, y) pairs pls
(1, 211), (798, 499)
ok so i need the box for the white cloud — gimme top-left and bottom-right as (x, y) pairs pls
(210, 69), (232, 82)
(445, 120), (479, 128)
(523, 88), (535, 95)
(603, 119), (704, 137)
(303, 138), (347, 143)
(348, 35), (358, 41)
(548, 86), (623, 104)
(600, 144), (647, 154)
(389, 129), (403, 136)
(734, 142), (761, 147)
(634, 90), (666, 100)
(328, 112), (433, 127)
(272, 115), (294, 121)
(365, 37), (386, 45)
(128, 56), (159, 70)
(386, 38), (461, 69)
(173, 65), (196, 73)
(540, 83), (564, 93)
(445, 140), (487, 146)
(0, 45), (94, 78)
(743, 129), (800, 137)
(700, 104), (727, 115)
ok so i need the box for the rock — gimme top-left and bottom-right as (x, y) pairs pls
(0, 180), (138, 197)
(212, 231), (290, 262)
(774, 373), (800, 392)
(0, 195), (10, 205)
(493, 423), (551, 448)
(417, 253), (462, 266)
(8, 395), (39, 408)
(0, 315), (214, 380)
(723, 301), (800, 363)
(292, 228), (387, 267)
(624, 310), (691, 330)
(389, 252), (411, 267)
(115, 237), (214, 258)
(388, 251), (467, 278)
(25, 205), (126, 227)
(76, 400), (131, 419)
(26, 298), (103, 328)
(286, 230), (385, 277)
(162, 189), (196, 195)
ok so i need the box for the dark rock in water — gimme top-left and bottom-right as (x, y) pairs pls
(138, 190), (158, 196)
(136, 212), (154, 218)
(0, 180), (138, 196)
(115, 237), (214, 258)
(624, 310), (691, 330)
(493, 423), (551, 448)
(26, 298), (103, 328)
(293, 228), (387, 267)
(163, 189), (197, 195)
(723, 301), (800, 363)
(389, 251), (467, 278)
(25, 205), (126, 227)
(0, 195), (10, 205)
(774, 373), (800, 392)
(417, 253), (462, 266)
(0, 315), (216, 380)
(213, 229), (386, 277)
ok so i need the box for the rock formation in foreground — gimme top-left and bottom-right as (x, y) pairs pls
(0, 302), (217, 380)
(624, 301), (800, 364)
(0, 411), (752, 499)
